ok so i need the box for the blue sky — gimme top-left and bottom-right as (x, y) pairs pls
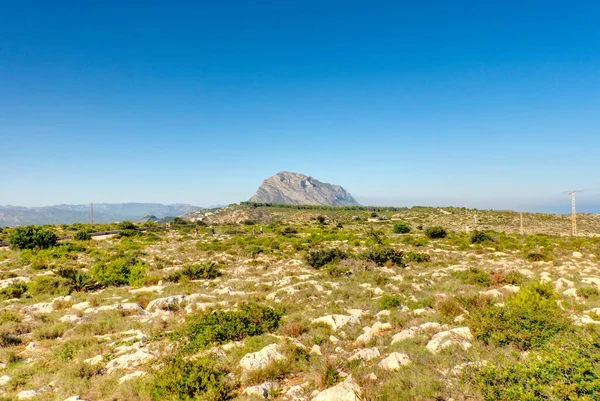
(1, 1), (599, 212)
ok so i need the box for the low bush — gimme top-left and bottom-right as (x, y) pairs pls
(90, 258), (142, 287)
(173, 303), (282, 353)
(283, 226), (298, 235)
(404, 251), (431, 263)
(578, 285), (600, 299)
(526, 251), (549, 262)
(73, 230), (92, 241)
(468, 283), (571, 350)
(166, 262), (221, 282)
(425, 226), (447, 239)
(55, 267), (100, 292)
(305, 248), (346, 269)
(470, 329), (600, 401)
(117, 221), (136, 230)
(27, 276), (70, 297)
(471, 230), (495, 244)
(392, 223), (411, 234)
(0, 282), (28, 300)
(379, 295), (402, 310)
(153, 357), (233, 401)
(8, 226), (58, 250)
(453, 268), (492, 287)
(362, 247), (404, 267)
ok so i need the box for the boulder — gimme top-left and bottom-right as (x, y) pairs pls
(312, 315), (360, 331)
(242, 381), (277, 399)
(426, 327), (473, 353)
(379, 352), (411, 371)
(348, 347), (380, 362)
(240, 344), (285, 371)
(312, 376), (361, 401)
(17, 390), (38, 399)
(105, 350), (155, 373)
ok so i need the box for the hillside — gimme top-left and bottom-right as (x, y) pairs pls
(0, 206), (599, 400)
(249, 172), (360, 206)
(0, 203), (203, 227)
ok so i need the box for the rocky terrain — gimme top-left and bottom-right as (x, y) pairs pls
(0, 206), (598, 400)
(249, 172), (360, 206)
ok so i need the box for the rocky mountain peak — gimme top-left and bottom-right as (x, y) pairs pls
(249, 172), (360, 206)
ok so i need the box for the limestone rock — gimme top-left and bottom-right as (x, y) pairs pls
(378, 352), (411, 370)
(17, 390), (39, 399)
(118, 371), (147, 384)
(105, 350), (155, 373)
(348, 347), (380, 362)
(240, 344), (285, 371)
(313, 315), (360, 331)
(312, 376), (361, 401)
(0, 375), (10, 386)
(243, 381), (277, 399)
(249, 172), (360, 206)
(426, 327), (473, 353)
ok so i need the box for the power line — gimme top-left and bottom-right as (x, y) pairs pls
(563, 190), (584, 236)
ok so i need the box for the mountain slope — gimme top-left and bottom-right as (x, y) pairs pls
(249, 172), (360, 206)
(0, 203), (203, 227)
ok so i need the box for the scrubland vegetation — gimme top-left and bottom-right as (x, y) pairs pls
(0, 204), (599, 400)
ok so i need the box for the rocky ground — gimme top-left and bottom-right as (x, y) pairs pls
(0, 206), (599, 400)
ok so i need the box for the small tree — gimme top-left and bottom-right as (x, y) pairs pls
(117, 221), (136, 230)
(425, 226), (447, 239)
(8, 226), (58, 250)
(392, 222), (411, 234)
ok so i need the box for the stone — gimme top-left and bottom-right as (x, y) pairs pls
(72, 301), (90, 310)
(118, 371), (147, 384)
(391, 328), (416, 344)
(573, 251), (583, 259)
(426, 327), (473, 353)
(64, 397), (86, 401)
(242, 381), (277, 399)
(60, 314), (82, 324)
(17, 390), (39, 399)
(348, 347), (380, 362)
(480, 289), (503, 298)
(554, 278), (574, 292)
(105, 350), (155, 373)
(84, 355), (104, 365)
(240, 344), (285, 371)
(378, 352), (411, 371)
(310, 345), (322, 355)
(371, 321), (392, 334)
(24, 302), (54, 314)
(145, 295), (187, 312)
(563, 288), (581, 300)
(0, 375), (10, 386)
(312, 315), (360, 331)
(312, 376), (361, 401)
(502, 285), (520, 294)
(355, 327), (373, 344)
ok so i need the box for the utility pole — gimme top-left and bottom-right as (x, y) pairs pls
(564, 190), (584, 236)
(520, 212), (524, 236)
(90, 202), (94, 227)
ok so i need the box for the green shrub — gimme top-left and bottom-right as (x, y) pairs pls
(425, 226), (447, 239)
(468, 283), (571, 350)
(470, 329), (600, 401)
(173, 303), (282, 353)
(90, 258), (135, 287)
(73, 230), (92, 241)
(316, 216), (327, 224)
(305, 248), (346, 269)
(471, 230), (495, 244)
(283, 226), (298, 235)
(453, 268), (492, 287)
(379, 295), (402, 310)
(166, 262), (221, 282)
(526, 251), (549, 262)
(403, 251), (430, 263)
(392, 222), (411, 234)
(118, 221), (136, 230)
(152, 357), (232, 401)
(0, 282), (28, 300)
(28, 276), (70, 296)
(8, 226), (58, 250)
(55, 267), (100, 292)
(128, 263), (146, 287)
(578, 285), (600, 299)
(117, 229), (141, 238)
(503, 270), (525, 285)
(363, 247), (404, 267)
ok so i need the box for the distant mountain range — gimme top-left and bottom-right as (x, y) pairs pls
(0, 203), (204, 227)
(249, 171), (360, 206)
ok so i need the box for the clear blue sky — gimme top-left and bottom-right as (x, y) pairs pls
(1, 1), (599, 212)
